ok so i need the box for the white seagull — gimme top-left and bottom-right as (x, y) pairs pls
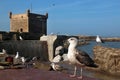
(15, 52), (19, 59)
(21, 57), (26, 65)
(67, 37), (96, 79)
(96, 35), (103, 44)
(0, 49), (6, 54)
(19, 36), (23, 40)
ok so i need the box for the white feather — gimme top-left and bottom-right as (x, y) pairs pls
(96, 35), (102, 43)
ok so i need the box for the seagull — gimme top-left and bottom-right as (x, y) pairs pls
(96, 35), (104, 44)
(0, 49), (6, 54)
(21, 57), (29, 68)
(52, 55), (62, 63)
(21, 57), (26, 65)
(50, 63), (62, 71)
(15, 52), (19, 59)
(55, 46), (64, 56)
(52, 4), (55, 6)
(19, 36), (23, 40)
(67, 37), (96, 79)
(32, 56), (37, 61)
(31, 57), (38, 66)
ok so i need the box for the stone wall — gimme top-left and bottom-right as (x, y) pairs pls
(10, 14), (28, 32)
(0, 32), (42, 40)
(40, 35), (68, 61)
(0, 40), (48, 61)
(93, 46), (120, 74)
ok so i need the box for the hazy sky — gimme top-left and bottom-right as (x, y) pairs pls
(0, 0), (120, 37)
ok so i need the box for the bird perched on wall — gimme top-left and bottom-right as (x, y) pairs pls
(21, 57), (29, 68)
(15, 52), (19, 59)
(96, 35), (104, 44)
(67, 37), (96, 79)
(21, 57), (26, 65)
(32, 56), (37, 61)
(19, 36), (23, 40)
(0, 49), (7, 54)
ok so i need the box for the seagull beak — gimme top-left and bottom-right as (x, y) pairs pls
(67, 38), (70, 42)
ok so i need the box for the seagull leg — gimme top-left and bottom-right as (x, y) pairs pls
(70, 66), (77, 77)
(77, 67), (83, 79)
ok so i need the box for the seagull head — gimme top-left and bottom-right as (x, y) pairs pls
(68, 37), (78, 47)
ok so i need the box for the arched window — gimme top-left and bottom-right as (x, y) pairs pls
(20, 28), (23, 33)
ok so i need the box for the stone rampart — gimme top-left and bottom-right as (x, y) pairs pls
(93, 46), (120, 75)
(0, 32), (42, 40)
(0, 40), (48, 61)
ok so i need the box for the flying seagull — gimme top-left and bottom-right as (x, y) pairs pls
(67, 37), (96, 79)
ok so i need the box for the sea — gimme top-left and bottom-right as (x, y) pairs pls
(77, 41), (120, 80)
(78, 41), (120, 57)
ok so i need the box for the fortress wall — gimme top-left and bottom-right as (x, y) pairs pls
(0, 40), (48, 61)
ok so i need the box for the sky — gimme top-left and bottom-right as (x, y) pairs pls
(0, 0), (120, 37)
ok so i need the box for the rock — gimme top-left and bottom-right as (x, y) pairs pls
(93, 45), (120, 74)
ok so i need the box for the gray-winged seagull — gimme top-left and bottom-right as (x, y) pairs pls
(67, 37), (96, 79)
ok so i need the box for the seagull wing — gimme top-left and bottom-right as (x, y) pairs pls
(75, 49), (94, 66)
(99, 36), (104, 43)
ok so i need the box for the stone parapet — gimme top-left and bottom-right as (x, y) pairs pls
(40, 35), (57, 61)
(93, 45), (120, 75)
(40, 35), (68, 61)
(0, 40), (48, 61)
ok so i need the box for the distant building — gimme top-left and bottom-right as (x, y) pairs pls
(9, 10), (48, 35)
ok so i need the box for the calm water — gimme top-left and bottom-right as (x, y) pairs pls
(78, 41), (120, 57)
(78, 41), (120, 80)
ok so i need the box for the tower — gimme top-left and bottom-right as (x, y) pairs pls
(9, 10), (48, 35)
